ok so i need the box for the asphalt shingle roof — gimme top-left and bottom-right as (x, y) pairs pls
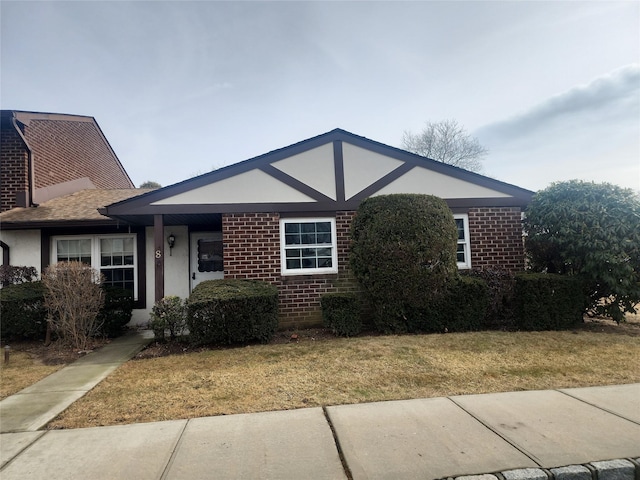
(0, 189), (151, 225)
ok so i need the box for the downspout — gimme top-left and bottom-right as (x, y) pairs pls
(11, 113), (37, 208)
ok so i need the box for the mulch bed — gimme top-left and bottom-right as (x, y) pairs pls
(134, 327), (338, 360)
(578, 316), (640, 336)
(3, 338), (111, 366)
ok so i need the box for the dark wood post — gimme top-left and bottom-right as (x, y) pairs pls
(154, 214), (165, 302)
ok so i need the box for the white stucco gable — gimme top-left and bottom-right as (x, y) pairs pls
(103, 129), (533, 218)
(373, 165), (511, 199)
(151, 169), (317, 205)
(342, 143), (404, 200)
(271, 143), (337, 201)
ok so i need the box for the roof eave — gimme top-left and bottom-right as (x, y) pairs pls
(0, 219), (126, 230)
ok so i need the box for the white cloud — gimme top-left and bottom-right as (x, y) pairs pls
(476, 64), (640, 143)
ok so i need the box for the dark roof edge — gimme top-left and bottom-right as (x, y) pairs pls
(0, 219), (124, 230)
(90, 117), (135, 189)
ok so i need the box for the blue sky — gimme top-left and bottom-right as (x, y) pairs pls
(2, 1), (638, 192)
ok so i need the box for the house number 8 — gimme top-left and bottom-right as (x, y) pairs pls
(155, 250), (162, 259)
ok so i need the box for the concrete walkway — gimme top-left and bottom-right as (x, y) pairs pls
(0, 333), (638, 479)
(0, 330), (153, 434)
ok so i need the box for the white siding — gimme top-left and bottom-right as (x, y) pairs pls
(0, 230), (42, 273)
(131, 225), (191, 326)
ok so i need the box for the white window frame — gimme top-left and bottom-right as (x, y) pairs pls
(51, 234), (138, 299)
(454, 214), (471, 269)
(280, 217), (338, 275)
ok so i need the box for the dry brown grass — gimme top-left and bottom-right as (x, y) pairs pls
(0, 350), (63, 399)
(48, 328), (640, 429)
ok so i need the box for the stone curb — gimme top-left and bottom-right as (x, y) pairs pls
(441, 458), (640, 480)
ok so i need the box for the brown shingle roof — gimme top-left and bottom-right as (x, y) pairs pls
(0, 189), (151, 225)
(12, 111), (134, 190)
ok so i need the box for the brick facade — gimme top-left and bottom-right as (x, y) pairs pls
(0, 118), (29, 212)
(468, 207), (524, 272)
(223, 211), (357, 329)
(222, 208), (524, 328)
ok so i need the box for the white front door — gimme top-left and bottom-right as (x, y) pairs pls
(190, 232), (224, 291)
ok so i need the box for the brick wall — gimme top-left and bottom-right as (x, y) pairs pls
(222, 208), (524, 329)
(0, 121), (29, 212)
(468, 207), (524, 272)
(222, 211), (357, 330)
(223, 213), (281, 283)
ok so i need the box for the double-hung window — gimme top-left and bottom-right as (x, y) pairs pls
(280, 218), (338, 275)
(454, 214), (471, 269)
(52, 235), (138, 298)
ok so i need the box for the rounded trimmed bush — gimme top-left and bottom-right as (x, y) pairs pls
(350, 194), (458, 333)
(187, 279), (278, 345)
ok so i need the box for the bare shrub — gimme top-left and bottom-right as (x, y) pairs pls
(43, 262), (105, 350)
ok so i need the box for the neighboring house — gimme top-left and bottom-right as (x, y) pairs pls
(0, 110), (146, 303)
(1, 127), (533, 328)
(0, 110), (134, 213)
(0, 188), (151, 306)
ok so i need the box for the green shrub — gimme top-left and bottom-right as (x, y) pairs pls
(0, 281), (47, 341)
(524, 180), (640, 322)
(321, 293), (362, 337)
(97, 286), (134, 337)
(406, 276), (489, 333)
(463, 269), (517, 330)
(0, 265), (38, 286)
(149, 296), (186, 340)
(514, 273), (585, 330)
(350, 194), (459, 333)
(187, 279), (278, 346)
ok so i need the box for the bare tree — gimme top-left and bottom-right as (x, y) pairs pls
(402, 119), (487, 173)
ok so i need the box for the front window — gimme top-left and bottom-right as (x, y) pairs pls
(454, 214), (471, 269)
(100, 237), (135, 291)
(56, 238), (91, 264)
(52, 235), (138, 298)
(280, 218), (338, 275)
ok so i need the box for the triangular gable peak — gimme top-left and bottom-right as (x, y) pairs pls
(104, 129), (533, 219)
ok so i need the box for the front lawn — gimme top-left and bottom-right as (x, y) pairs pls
(47, 325), (640, 429)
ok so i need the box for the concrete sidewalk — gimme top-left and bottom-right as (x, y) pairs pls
(0, 330), (153, 434)
(1, 383), (639, 479)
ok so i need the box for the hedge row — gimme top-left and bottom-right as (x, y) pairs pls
(1, 273), (586, 345)
(513, 273), (585, 330)
(321, 293), (362, 337)
(0, 282), (133, 341)
(321, 272), (585, 336)
(0, 281), (47, 340)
